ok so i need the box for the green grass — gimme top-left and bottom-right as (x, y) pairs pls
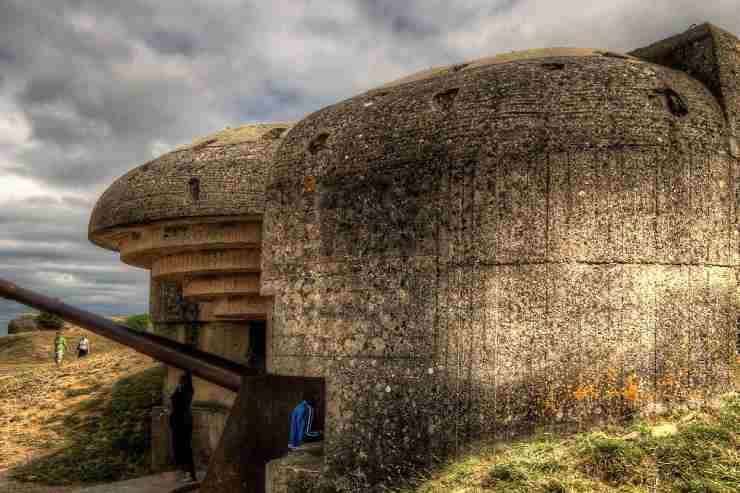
(392, 392), (740, 493)
(123, 313), (151, 333)
(9, 365), (166, 485)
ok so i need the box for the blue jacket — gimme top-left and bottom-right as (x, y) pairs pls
(288, 400), (322, 449)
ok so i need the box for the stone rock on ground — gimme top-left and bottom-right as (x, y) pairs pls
(7, 314), (39, 334)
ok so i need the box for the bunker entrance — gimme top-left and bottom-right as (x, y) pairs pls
(247, 320), (267, 371)
(200, 375), (326, 493)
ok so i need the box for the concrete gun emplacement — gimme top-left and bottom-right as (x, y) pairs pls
(0, 277), (324, 493)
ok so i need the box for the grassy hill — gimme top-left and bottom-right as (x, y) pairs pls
(392, 359), (740, 493)
(0, 323), (164, 488)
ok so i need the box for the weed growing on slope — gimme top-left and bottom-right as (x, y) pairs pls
(391, 392), (740, 493)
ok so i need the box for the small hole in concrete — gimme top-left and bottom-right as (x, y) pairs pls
(653, 88), (689, 117)
(188, 177), (200, 202)
(308, 132), (329, 154)
(262, 127), (288, 141)
(542, 62), (565, 71)
(433, 88), (460, 110)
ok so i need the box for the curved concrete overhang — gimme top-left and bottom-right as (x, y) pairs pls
(89, 122), (294, 251)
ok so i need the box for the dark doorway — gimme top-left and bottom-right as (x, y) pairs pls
(247, 320), (266, 371)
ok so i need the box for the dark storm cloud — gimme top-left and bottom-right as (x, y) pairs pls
(1, 0), (740, 332)
(19, 76), (71, 106)
(0, 47), (15, 64)
(0, 225), (87, 246)
(144, 30), (200, 56)
(233, 80), (319, 123)
(0, 195), (88, 223)
(0, 242), (99, 263)
(356, 0), (441, 38)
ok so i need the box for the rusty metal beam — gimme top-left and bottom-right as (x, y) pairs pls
(0, 277), (249, 391)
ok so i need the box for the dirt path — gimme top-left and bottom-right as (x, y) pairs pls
(76, 472), (182, 493)
(0, 470), (183, 493)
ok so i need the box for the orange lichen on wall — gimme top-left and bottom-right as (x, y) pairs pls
(657, 367), (690, 400)
(574, 383), (597, 401)
(621, 375), (639, 402)
(571, 371), (641, 404)
(304, 175), (316, 193)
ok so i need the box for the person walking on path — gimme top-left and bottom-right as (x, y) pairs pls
(169, 371), (197, 483)
(53, 330), (67, 366)
(77, 335), (90, 358)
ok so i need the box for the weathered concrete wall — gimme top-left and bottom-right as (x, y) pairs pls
(262, 50), (738, 489)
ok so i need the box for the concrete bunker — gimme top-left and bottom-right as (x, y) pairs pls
(84, 22), (740, 493)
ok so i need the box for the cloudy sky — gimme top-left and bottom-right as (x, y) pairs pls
(0, 0), (738, 333)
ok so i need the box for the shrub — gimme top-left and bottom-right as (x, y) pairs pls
(481, 463), (528, 488)
(36, 311), (64, 330)
(577, 435), (647, 484)
(124, 314), (151, 332)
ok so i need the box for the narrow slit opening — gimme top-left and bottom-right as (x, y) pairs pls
(308, 132), (329, 154)
(542, 62), (565, 71)
(653, 88), (689, 117)
(188, 178), (200, 202)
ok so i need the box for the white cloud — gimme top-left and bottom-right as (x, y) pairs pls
(0, 173), (91, 206)
(0, 111), (31, 146)
(41, 270), (81, 288)
(0, 174), (48, 203)
(149, 139), (174, 158)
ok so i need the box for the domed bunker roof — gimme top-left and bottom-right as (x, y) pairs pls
(268, 47), (726, 187)
(372, 47), (641, 90)
(89, 122), (294, 251)
(262, 46), (729, 288)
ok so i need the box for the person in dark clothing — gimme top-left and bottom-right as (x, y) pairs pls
(169, 371), (197, 483)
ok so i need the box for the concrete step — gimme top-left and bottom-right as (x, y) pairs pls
(266, 443), (324, 493)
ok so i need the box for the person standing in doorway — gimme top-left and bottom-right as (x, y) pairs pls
(169, 370), (197, 483)
(53, 330), (67, 366)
